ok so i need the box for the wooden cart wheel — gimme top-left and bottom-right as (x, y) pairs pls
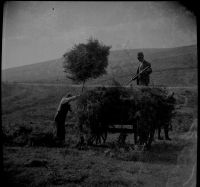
(88, 130), (107, 145)
(101, 131), (107, 143)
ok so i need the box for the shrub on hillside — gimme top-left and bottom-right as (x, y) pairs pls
(3, 123), (32, 146)
(3, 122), (56, 147)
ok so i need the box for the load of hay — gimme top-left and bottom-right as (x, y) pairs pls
(76, 85), (176, 146)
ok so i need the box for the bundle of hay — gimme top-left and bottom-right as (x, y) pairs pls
(76, 85), (176, 145)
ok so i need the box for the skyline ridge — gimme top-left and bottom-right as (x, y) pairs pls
(2, 44), (197, 70)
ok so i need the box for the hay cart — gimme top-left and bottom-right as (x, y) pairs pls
(76, 87), (159, 148)
(75, 63), (175, 148)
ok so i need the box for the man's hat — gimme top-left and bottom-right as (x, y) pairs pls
(137, 52), (144, 57)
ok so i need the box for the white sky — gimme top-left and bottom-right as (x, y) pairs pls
(2, 1), (197, 69)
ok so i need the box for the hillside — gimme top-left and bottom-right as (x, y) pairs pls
(2, 45), (197, 86)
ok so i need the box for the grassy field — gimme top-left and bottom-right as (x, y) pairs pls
(2, 82), (197, 186)
(2, 45), (197, 87)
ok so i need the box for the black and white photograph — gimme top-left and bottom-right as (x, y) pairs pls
(1, 1), (197, 186)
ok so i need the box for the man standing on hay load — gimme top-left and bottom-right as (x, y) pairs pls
(54, 94), (80, 145)
(136, 52), (152, 86)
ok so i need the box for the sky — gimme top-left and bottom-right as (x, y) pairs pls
(2, 1), (197, 69)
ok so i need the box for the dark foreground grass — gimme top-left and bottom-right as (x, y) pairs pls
(3, 129), (197, 186)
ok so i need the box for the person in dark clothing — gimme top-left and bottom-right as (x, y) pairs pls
(54, 94), (80, 144)
(136, 52), (152, 86)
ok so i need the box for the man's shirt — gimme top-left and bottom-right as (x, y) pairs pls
(54, 95), (79, 122)
(136, 60), (152, 86)
(56, 95), (77, 112)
